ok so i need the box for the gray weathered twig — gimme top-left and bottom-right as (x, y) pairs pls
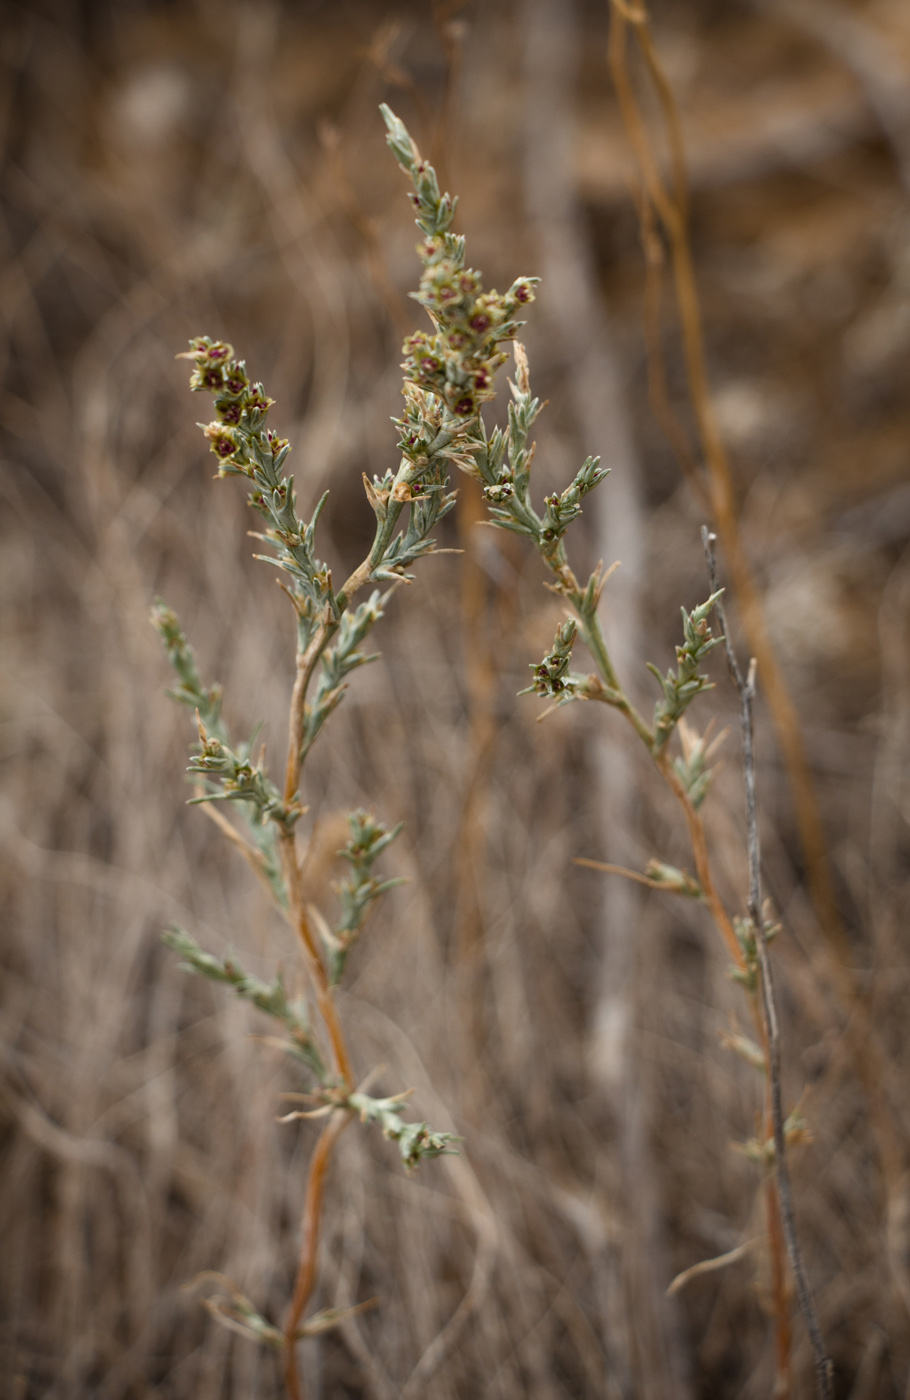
(702, 525), (833, 1400)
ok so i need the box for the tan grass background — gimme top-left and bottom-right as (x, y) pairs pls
(3, 1), (910, 1395)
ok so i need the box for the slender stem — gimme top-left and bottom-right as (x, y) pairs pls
(546, 551), (656, 746)
(284, 488), (415, 809)
(575, 857), (693, 893)
(199, 798), (274, 893)
(765, 1170), (793, 1397)
(275, 468), (452, 1392)
(575, 596), (621, 693)
(704, 527), (833, 1400)
(283, 1108), (354, 1400)
(284, 620), (337, 807)
(653, 753), (744, 970)
(546, 505), (799, 1380)
(280, 831), (354, 1088)
(278, 600), (355, 1400)
(279, 551), (382, 1087)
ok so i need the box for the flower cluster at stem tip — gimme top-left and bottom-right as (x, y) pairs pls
(177, 336), (277, 470)
(402, 255), (536, 424)
(382, 102), (537, 438)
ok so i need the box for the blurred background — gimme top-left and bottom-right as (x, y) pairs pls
(3, 0), (910, 1396)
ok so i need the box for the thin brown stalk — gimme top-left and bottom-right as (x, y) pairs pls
(284, 621), (335, 808)
(704, 527), (834, 1400)
(575, 857), (692, 892)
(429, 0), (468, 187)
(766, 1170), (794, 1398)
(279, 581), (373, 1087)
(607, 0), (909, 1275)
(279, 831), (354, 1089)
(636, 191), (707, 510)
(653, 752), (743, 970)
(283, 1108), (354, 1400)
(606, 0), (846, 961)
(667, 1239), (757, 1296)
(199, 800), (274, 896)
(588, 651), (796, 1386)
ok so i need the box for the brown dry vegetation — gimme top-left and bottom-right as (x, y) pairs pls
(3, 1), (910, 1397)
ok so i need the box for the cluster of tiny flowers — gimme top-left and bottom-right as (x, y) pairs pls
(523, 619), (581, 699)
(400, 234), (536, 423)
(529, 659), (578, 697)
(178, 335), (276, 471)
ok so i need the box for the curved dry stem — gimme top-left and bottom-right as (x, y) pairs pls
(574, 857), (689, 892)
(606, 0), (845, 961)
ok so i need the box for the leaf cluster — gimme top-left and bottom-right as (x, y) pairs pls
(189, 720), (301, 834)
(465, 365), (609, 559)
(521, 618), (588, 702)
(150, 600), (224, 736)
(348, 1091), (459, 1173)
(150, 603), (286, 901)
(163, 926), (326, 1079)
(323, 811), (405, 985)
(301, 593), (385, 765)
(648, 592), (724, 752)
(731, 910), (781, 994)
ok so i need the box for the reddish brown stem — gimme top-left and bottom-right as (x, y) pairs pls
(654, 752), (744, 970)
(766, 1170), (794, 1397)
(279, 831), (354, 1088)
(284, 622), (335, 809)
(283, 1109), (353, 1400)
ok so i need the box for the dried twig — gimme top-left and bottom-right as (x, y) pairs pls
(703, 526), (833, 1400)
